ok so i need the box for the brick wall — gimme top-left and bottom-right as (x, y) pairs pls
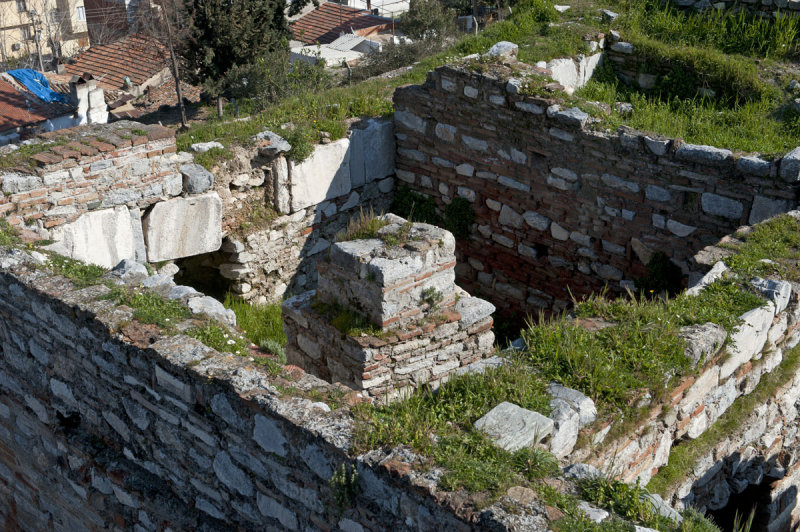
(0, 121), (183, 234)
(392, 65), (798, 317)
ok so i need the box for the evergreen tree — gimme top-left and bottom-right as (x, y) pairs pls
(182, 0), (290, 115)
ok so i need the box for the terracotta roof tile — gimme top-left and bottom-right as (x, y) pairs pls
(64, 34), (169, 92)
(291, 2), (391, 44)
(0, 76), (69, 133)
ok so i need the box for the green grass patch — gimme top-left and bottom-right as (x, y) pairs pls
(575, 62), (800, 156)
(223, 294), (286, 349)
(648, 344), (800, 496)
(721, 213), (800, 282)
(523, 280), (763, 412)
(177, 79), (395, 165)
(104, 286), (191, 329)
(47, 254), (107, 288)
(194, 146), (233, 170)
(353, 359), (557, 496)
(619, 0), (800, 60)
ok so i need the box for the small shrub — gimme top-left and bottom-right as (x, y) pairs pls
(391, 185), (441, 225)
(444, 197), (475, 239)
(578, 476), (658, 524)
(329, 463), (360, 513)
(259, 338), (287, 363)
(421, 286), (443, 308)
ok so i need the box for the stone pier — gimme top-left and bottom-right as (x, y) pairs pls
(282, 215), (496, 401)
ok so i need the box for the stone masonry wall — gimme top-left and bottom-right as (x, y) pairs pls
(0, 252), (486, 531)
(197, 118), (397, 303)
(663, 355), (800, 531)
(393, 65), (799, 316)
(569, 268), (800, 486)
(0, 121), (181, 233)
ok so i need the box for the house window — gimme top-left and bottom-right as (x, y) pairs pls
(49, 10), (59, 23)
(76, 5), (85, 21)
(20, 26), (31, 40)
(16, 0), (26, 13)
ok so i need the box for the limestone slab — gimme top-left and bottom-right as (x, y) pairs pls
(474, 401), (553, 452)
(143, 192), (222, 262)
(46, 206), (140, 268)
(289, 139), (351, 211)
(719, 302), (775, 380)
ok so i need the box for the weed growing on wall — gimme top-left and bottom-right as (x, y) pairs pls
(329, 463), (361, 514)
(335, 207), (388, 242)
(0, 220), (20, 247)
(444, 198), (475, 239)
(311, 299), (384, 337)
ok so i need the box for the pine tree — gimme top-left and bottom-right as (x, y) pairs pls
(182, 0), (290, 116)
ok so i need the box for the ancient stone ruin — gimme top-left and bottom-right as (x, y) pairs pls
(3, 23), (800, 531)
(283, 214), (496, 401)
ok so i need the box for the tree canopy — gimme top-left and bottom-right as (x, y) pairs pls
(182, 0), (290, 97)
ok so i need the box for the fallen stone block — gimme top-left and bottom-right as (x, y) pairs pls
(548, 383), (597, 426)
(188, 296), (236, 327)
(190, 141), (224, 153)
(474, 401), (553, 452)
(180, 163), (214, 194)
(549, 399), (580, 458)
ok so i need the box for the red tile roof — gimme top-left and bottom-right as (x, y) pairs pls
(291, 2), (392, 44)
(64, 34), (169, 92)
(0, 76), (69, 133)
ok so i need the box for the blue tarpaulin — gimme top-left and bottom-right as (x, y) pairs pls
(7, 69), (70, 105)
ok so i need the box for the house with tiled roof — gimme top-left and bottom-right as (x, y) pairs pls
(0, 70), (107, 146)
(290, 2), (393, 45)
(63, 33), (170, 97)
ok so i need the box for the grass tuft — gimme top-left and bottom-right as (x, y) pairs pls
(335, 207), (388, 242)
(223, 294), (286, 348)
(47, 254), (107, 288)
